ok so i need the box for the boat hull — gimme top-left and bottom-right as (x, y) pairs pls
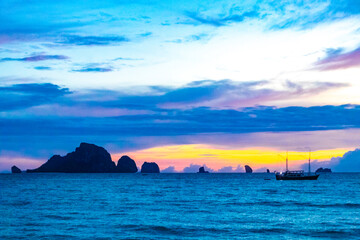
(276, 174), (319, 180)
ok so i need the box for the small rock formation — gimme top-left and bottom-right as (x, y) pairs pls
(27, 143), (116, 173)
(315, 167), (332, 173)
(266, 169), (270, 173)
(141, 162), (160, 173)
(245, 165), (253, 173)
(11, 165), (22, 173)
(198, 166), (209, 173)
(116, 155), (138, 173)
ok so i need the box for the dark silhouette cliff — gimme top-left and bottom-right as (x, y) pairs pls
(245, 165), (253, 173)
(117, 155), (138, 173)
(141, 162), (160, 173)
(11, 165), (22, 173)
(27, 143), (116, 173)
(198, 166), (209, 173)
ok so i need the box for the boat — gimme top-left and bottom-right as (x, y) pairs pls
(276, 151), (319, 180)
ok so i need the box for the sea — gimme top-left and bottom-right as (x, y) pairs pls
(1, 173), (360, 240)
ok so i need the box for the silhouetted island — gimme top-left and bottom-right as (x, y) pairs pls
(117, 155), (138, 173)
(198, 166), (209, 173)
(26, 142), (142, 173)
(266, 169), (270, 173)
(315, 167), (332, 173)
(11, 165), (22, 173)
(141, 162), (160, 173)
(245, 165), (253, 173)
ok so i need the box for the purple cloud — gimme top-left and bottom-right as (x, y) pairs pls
(300, 148), (360, 172)
(65, 79), (345, 111)
(313, 47), (360, 71)
(161, 166), (177, 173)
(1, 80), (360, 171)
(1, 54), (68, 62)
(217, 165), (244, 173)
(0, 83), (70, 110)
(183, 164), (214, 173)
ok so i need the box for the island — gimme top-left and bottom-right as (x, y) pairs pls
(26, 142), (144, 173)
(198, 166), (209, 173)
(315, 167), (332, 173)
(117, 155), (138, 173)
(141, 162), (160, 173)
(11, 165), (22, 173)
(245, 165), (253, 173)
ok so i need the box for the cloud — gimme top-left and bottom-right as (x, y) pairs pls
(171, 33), (210, 43)
(190, 33), (209, 41)
(313, 47), (360, 71)
(72, 62), (114, 72)
(265, 0), (360, 30)
(72, 67), (113, 72)
(331, 149), (360, 172)
(183, 164), (214, 173)
(0, 151), (44, 173)
(254, 167), (270, 173)
(184, 10), (259, 27)
(113, 57), (144, 61)
(138, 32), (152, 37)
(328, 0), (360, 15)
(0, 1), (132, 44)
(0, 22), (86, 44)
(34, 66), (52, 70)
(300, 159), (334, 172)
(180, 1), (360, 30)
(0, 79), (353, 127)
(300, 148), (360, 172)
(1, 80), (359, 166)
(57, 35), (129, 46)
(1, 54), (68, 62)
(4, 103), (360, 138)
(161, 166), (177, 173)
(112, 79), (346, 109)
(217, 165), (243, 173)
(1, 0), (359, 47)
(0, 83), (70, 111)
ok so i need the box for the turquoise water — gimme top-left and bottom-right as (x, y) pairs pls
(1, 173), (360, 239)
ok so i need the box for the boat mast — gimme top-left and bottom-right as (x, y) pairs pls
(286, 151), (288, 171)
(308, 150), (311, 175)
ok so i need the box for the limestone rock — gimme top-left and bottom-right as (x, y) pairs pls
(141, 162), (160, 173)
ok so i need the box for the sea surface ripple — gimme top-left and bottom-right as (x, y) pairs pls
(1, 173), (360, 239)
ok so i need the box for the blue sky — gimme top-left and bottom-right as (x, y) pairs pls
(1, 0), (360, 171)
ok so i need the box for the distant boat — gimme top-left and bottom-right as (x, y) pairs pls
(276, 151), (319, 180)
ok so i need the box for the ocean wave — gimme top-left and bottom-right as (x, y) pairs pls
(116, 224), (180, 235)
(293, 202), (360, 208)
(43, 214), (74, 220)
(235, 201), (360, 208)
(248, 227), (288, 234)
(116, 224), (230, 236)
(304, 229), (360, 238)
(1, 200), (31, 207)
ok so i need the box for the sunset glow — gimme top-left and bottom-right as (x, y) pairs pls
(114, 145), (349, 172)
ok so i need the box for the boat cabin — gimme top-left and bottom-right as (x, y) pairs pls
(282, 170), (304, 177)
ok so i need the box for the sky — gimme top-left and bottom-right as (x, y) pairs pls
(1, 0), (360, 172)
